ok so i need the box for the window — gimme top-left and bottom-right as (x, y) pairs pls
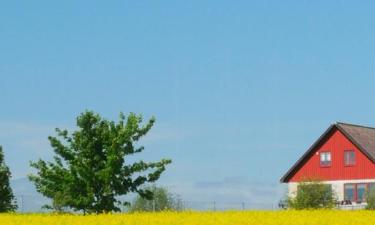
(344, 184), (355, 202)
(369, 183), (375, 193)
(344, 150), (355, 165)
(357, 184), (366, 202)
(344, 183), (375, 203)
(320, 152), (331, 166)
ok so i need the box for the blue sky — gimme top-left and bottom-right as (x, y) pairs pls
(2, 1), (375, 208)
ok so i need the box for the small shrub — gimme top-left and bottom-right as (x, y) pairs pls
(288, 179), (336, 209)
(129, 186), (183, 212)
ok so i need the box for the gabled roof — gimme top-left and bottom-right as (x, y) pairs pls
(280, 122), (375, 183)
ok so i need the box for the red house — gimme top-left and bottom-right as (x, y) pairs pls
(281, 122), (375, 206)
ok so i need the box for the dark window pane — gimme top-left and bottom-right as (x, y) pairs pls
(357, 184), (366, 202)
(369, 183), (375, 193)
(344, 184), (355, 201)
(344, 150), (355, 165)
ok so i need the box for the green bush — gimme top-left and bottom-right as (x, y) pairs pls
(288, 179), (336, 209)
(129, 186), (183, 212)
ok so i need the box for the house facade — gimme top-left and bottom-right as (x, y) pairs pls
(281, 122), (375, 206)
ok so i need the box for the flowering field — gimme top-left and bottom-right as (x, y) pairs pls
(1, 210), (375, 225)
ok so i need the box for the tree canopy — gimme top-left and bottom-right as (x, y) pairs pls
(0, 146), (17, 212)
(29, 111), (171, 213)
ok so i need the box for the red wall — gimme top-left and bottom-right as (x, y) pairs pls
(289, 128), (375, 182)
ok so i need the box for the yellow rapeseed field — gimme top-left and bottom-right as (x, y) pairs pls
(0, 210), (374, 225)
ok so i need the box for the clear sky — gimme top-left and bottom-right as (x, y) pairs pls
(2, 1), (375, 208)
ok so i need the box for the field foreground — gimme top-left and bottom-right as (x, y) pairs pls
(1, 210), (375, 225)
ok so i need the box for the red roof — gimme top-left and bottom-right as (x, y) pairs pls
(280, 122), (375, 183)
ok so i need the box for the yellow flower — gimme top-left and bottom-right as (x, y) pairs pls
(1, 210), (375, 225)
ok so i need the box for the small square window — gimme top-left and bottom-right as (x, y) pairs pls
(320, 152), (331, 166)
(344, 150), (355, 165)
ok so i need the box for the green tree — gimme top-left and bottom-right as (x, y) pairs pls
(129, 186), (183, 212)
(29, 111), (171, 214)
(288, 179), (336, 209)
(0, 146), (17, 212)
